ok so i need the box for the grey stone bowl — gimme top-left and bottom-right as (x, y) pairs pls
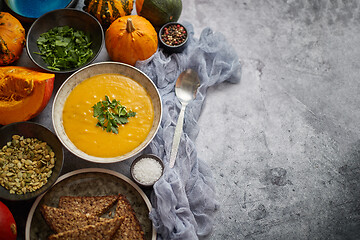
(52, 61), (162, 163)
(0, 122), (64, 201)
(26, 8), (103, 74)
(26, 168), (157, 240)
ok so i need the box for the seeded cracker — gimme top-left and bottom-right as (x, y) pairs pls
(58, 195), (119, 216)
(40, 205), (106, 233)
(47, 216), (124, 240)
(113, 194), (144, 240)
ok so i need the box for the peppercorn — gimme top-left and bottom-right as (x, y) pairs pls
(161, 24), (187, 46)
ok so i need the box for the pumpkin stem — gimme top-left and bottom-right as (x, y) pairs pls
(126, 18), (136, 33)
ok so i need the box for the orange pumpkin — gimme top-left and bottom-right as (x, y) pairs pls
(0, 67), (55, 125)
(0, 12), (25, 66)
(105, 15), (158, 66)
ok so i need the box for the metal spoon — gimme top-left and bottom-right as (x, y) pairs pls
(169, 69), (200, 168)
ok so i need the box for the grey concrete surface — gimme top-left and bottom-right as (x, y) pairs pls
(185, 1), (360, 239)
(2, 0), (360, 240)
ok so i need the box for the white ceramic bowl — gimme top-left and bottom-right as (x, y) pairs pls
(52, 62), (162, 163)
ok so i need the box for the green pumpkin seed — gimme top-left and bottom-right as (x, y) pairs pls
(0, 135), (56, 195)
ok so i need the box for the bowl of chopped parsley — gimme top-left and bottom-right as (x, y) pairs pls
(26, 8), (104, 74)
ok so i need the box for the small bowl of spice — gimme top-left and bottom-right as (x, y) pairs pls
(131, 154), (164, 188)
(159, 22), (189, 53)
(0, 122), (64, 201)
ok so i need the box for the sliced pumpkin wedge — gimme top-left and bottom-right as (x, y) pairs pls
(0, 66), (54, 125)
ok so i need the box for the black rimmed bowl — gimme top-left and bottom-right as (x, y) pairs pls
(159, 22), (189, 53)
(4, 0), (78, 23)
(130, 154), (164, 188)
(0, 122), (64, 201)
(26, 8), (104, 74)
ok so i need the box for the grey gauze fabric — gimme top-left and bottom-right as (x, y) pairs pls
(136, 22), (241, 240)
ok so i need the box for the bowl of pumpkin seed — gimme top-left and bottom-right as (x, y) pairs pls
(0, 122), (64, 201)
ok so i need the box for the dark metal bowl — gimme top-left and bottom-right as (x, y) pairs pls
(0, 122), (64, 201)
(130, 154), (164, 188)
(159, 22), (189, 54)
(26, 8), (104, 74)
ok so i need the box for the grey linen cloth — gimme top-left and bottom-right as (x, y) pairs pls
(136, 22), (241, 240)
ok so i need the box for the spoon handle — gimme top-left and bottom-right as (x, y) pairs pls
(169, 103), (187, 168)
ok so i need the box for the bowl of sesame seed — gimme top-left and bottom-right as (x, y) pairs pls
(159, 22), (189, 53)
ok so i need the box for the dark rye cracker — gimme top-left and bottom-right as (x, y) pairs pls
(113, 194), (144, 240)
(58, 194), (119, 216)
(47, 216), (124, 240)
(40, 205), (106, 233)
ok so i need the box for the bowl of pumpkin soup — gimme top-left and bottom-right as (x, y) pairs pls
(52, 62), (162, 163)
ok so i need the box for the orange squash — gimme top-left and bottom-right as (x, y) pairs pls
(0, 12), (25, 65)
(0, 67), (55, 125)
(105, 15), (158, 66)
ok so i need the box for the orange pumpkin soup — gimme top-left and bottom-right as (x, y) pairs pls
(62, 73), (154, 158)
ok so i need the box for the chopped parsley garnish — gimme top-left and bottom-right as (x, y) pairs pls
(34, 26), (93, 71)
(92, 95), (136, 134)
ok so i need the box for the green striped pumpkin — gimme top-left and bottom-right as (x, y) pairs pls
(136, 0), (182, 28)
(83, 0), (134, 26)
